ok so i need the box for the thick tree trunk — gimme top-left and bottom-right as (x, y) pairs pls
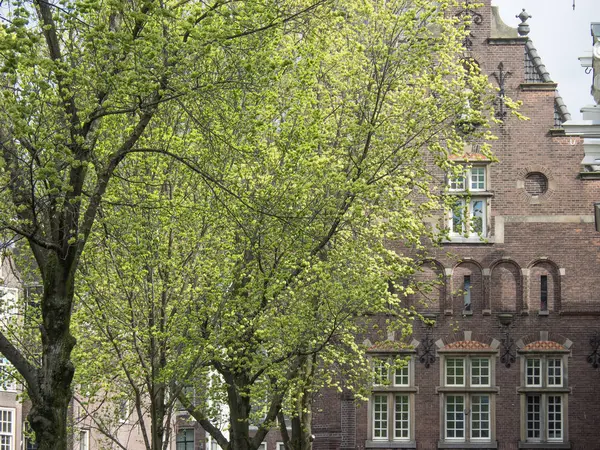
(228, 380), (252, 450)
(28, 256), (77, 450)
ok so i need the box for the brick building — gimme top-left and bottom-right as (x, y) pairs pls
(311, 4), (600, 450)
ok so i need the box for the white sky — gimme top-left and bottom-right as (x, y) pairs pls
(492, 0), (598, 119)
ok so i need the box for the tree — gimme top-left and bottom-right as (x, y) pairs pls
(70, 2), (495, 450)
(0, 0), (331, 447)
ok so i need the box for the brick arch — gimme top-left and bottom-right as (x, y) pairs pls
(409, 259), (446, 313)
(451, 260), (484, 314)
(490, 259), (523, 312)
(527, 258), (562, 312)
(436, 330), (497, 351)
(515, 331), (572, 352)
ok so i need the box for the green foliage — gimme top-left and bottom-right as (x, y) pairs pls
(0, 0), (496, 448)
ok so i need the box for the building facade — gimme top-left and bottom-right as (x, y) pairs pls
(311, 3), (600, 450)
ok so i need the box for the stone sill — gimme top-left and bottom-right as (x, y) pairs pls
(365, 440), (416, 448)
(520, 82), (558, 91)
(442, 237), (494, 245)
(518, 442), (571, 449)
(438, 440), (498, 449)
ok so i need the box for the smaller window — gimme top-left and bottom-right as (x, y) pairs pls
(79, 430), (89, 450)
(470, 167), (486, 191)
(526, 359), (542, 386)
(176, 429), (194, 450)
(540, 275), (548, 312)
(547, 359), (562, 387)
(463, 276), (471, 311)
(445, 358), (465, 386)
(449, 166), (486, 192)
(394, 364), (409, 387)
(450, 174), (466, 191)
(373, 359), (388, 386)
(470, 358), (490, 386)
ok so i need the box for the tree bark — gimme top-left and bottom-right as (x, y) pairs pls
(27, 253), (77, 450)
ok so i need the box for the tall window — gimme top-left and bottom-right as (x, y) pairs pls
(79, 430), (89, 450)
(439, 352), (496, 445)
(520, 353), (569, 445)
(540, 275), (548, 312)
(176, 429), (194, 450)
(463, 276), (472, 311)
(448, 165), (490, 238)
(0, 408), (14, 450)
(369, 355), (415, 445)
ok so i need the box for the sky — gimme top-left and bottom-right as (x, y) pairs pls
(492, 0), (598, 120)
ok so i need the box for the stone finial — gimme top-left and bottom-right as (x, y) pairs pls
(516, 9), (532, 37)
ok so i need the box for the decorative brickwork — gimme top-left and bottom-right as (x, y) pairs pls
(442, 340), (491, 350)
(521, 340), (566, 351)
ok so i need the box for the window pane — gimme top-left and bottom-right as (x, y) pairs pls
(463, 276), (471, 311)
(540, 275), (548, 311)
(450, 174), (465, 191)
(446, 358), (465, 386)
(526, 359), (541, 386)
(548, 359), (562, 386)
(373, 359), (388, 386)
(176, 429), (194, 450)
(470, 167), (485, 190)
(373, 395), (388, 439)
(394, 395), (410, 440)
(394, 364), (409, 386)
(527, 395), (541, 440)
(452, 200), (465, 234)
(446, 395), (465, 439)
(470, 200), (484, 234)
(471, 395), (490, 440)
(471, 358), (490, 386)
(548, 396), (562, 440)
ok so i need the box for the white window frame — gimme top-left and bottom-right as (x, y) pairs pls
(440, 354), (496, 445)
(0, 408), (14, 450)
(445, 358), (465, 387)
(79, 429), (90, 450)
(369, 355), (415, 444)
(445, 394), (465, 441)
(520, 354), (568, 445)
(450, 198), (487, 237)
(447, 165), (489, 239)
(448, 166), (487, 192)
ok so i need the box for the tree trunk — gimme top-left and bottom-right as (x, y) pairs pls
(28, 255), (77, 450)
(228, 379), (252, 450)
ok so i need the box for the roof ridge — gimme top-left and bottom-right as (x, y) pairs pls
(525, 39), (552, 83)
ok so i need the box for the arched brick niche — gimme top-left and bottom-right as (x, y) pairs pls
(410, 260), (445, 313)
(490, 260), (522, 312)
(528, 259), (561, 313)
(452, 261), (483, 314)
